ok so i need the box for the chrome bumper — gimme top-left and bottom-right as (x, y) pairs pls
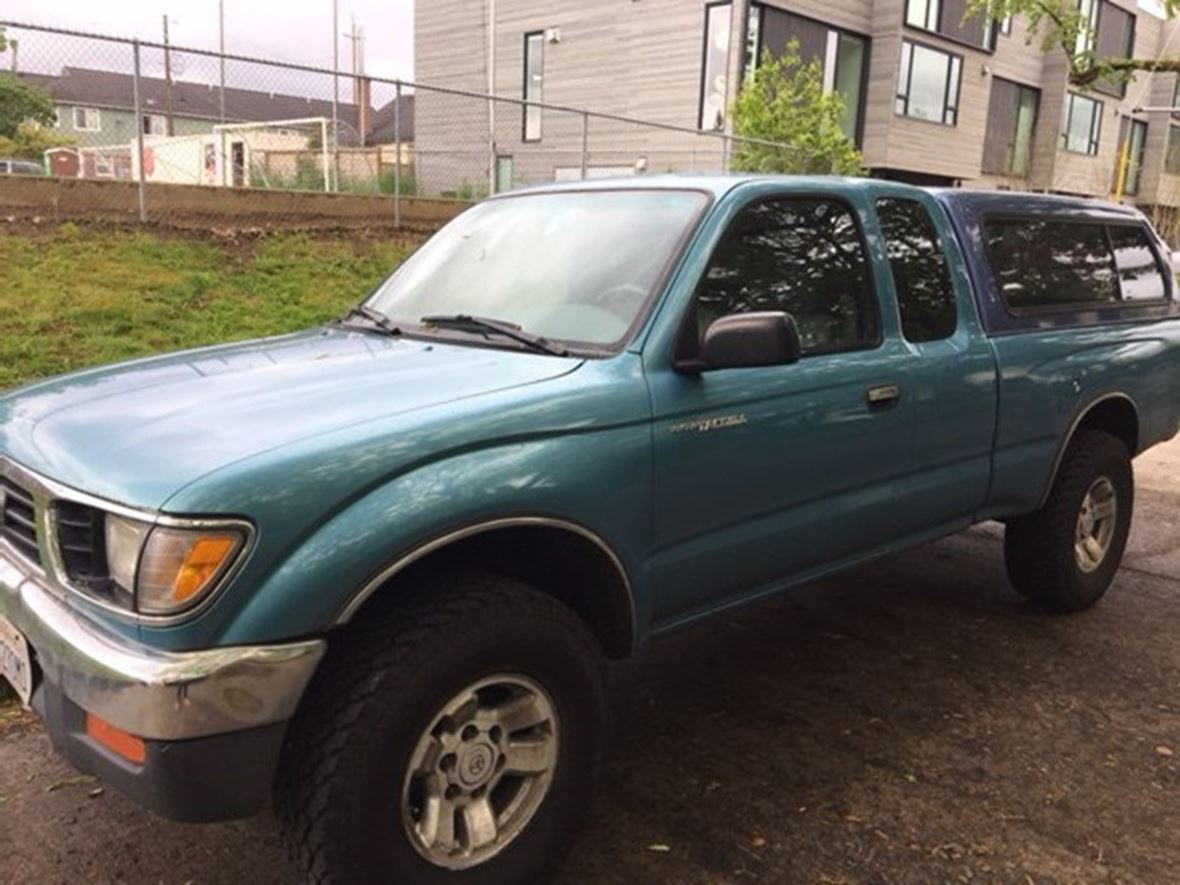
(0, 550), (325, 741)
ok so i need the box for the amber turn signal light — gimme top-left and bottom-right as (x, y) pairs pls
(85, 713), (147, 765)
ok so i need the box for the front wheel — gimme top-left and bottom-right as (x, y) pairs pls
(276, 574), (606, 885)
(1004, 429), (1134, 613)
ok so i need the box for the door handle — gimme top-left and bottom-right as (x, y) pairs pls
(866, 384), (901, 409)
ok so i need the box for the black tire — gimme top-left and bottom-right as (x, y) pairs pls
(1004, 429), (1134, 613)
(275, 573), (606, 885)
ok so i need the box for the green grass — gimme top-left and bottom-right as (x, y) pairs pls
(0, 225), (414, 389)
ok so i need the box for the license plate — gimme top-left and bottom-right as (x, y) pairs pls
(0, 615), (32, 706)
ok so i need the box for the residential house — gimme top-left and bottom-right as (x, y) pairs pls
(415, 0), (1180, 215)
(22, 66), (414, 188)
(30, 66), (362, 149)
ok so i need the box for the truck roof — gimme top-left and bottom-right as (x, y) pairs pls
(929, 187), (1144, 222)
(497, 174), (1143, 220)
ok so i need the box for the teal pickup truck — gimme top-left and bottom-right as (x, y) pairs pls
(2, 176), (1179, 884)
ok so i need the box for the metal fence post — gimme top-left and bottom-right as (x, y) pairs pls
(580, 111), (590, 181)
(393, 80), (402, 229)
(131, 40), (147, 224)
(488, 98), (497, 196)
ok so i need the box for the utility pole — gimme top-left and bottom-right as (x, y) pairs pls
(162, 15), (175, 136)
(218, 0), (226, 123)
(344, 16), (365, 103)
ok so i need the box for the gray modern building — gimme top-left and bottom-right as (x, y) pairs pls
(414, 0), (1180, 213)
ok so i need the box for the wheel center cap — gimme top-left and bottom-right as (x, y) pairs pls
(458, 743), (497, 787)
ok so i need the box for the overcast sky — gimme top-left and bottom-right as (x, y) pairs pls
(3, 0), (415, 81)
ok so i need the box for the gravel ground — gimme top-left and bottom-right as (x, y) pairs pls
(2, 438), (1178, 884)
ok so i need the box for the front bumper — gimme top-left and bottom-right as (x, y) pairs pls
(1, 547), (326, 819)
(1, 550), (325, 741)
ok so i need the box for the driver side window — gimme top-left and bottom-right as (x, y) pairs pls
(694, 197), (879, 355)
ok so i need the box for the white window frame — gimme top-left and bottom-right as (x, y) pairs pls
(142, 113), (167, 136)
(73, 106), (101, 132)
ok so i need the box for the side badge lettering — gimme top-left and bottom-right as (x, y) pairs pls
(668, 414), (749, 434)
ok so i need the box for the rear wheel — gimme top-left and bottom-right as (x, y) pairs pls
(276, 574), (605, 885)
(1004, 430), (1133, 613)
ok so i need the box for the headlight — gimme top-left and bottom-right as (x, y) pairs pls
(103, 515), (247, 616)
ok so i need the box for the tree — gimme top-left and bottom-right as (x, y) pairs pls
(967, 0), (1180, 89)
(728, 40), (863, 176)
(0, 121), (74, 160)
(0, 74), (57, 139)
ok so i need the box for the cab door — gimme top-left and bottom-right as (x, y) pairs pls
(645, 190), (917, 629)
(865, 185), (998, 536)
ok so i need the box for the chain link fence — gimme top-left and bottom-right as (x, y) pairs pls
(0, 20), (795, 231)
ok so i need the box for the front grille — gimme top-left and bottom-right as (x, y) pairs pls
(55, 501), (107, 585)
(0, 476), (41, 566)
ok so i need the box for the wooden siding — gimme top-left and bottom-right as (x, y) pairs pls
(415, 0), (1180, 207)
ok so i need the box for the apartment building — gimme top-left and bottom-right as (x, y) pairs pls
(415, 0), (1180, 211)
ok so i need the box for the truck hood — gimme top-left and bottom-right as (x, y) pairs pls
(0, 328), (582, 508)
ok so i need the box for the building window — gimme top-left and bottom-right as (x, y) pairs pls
(897, 40), (962, 126)
(696, 197), (878, 354)
(823, 31), (868, 141)
(73, 107), (101, 132)
(905, 0), (940, 31)
(1092, 2), (1135, 98)
(876, 198), (958, 342)
(748, 5), (869, 143)
(699, 2), (734, 130)
(1075, 0), (1100, 55)
(522, 31), (544, 142)
(1061, 92), (1102, 155)
(1166, 125), (1180, 175)
(1118, 118), (1147, 195)
(904, 0), (996, 50)
(744, 2), (763, 80)
(982, 78), (1040, 177)
(142, 114), (167, 136)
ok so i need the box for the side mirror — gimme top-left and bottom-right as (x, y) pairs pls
(676, 311), (802, 373)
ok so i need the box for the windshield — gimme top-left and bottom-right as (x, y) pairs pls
(366, 189), (709, 350)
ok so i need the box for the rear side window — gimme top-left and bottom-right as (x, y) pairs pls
(696, 197), (878, 355)
(1108, 225), (1168, 302)
(983, 219), (1119, 310)
(875, 198), (958, 342)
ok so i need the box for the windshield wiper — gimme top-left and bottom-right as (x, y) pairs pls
(420, 314), (569, 356)
(338, 305), (403, 336)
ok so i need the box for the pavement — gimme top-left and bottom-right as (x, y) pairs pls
(1, 437), (1178, 884)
